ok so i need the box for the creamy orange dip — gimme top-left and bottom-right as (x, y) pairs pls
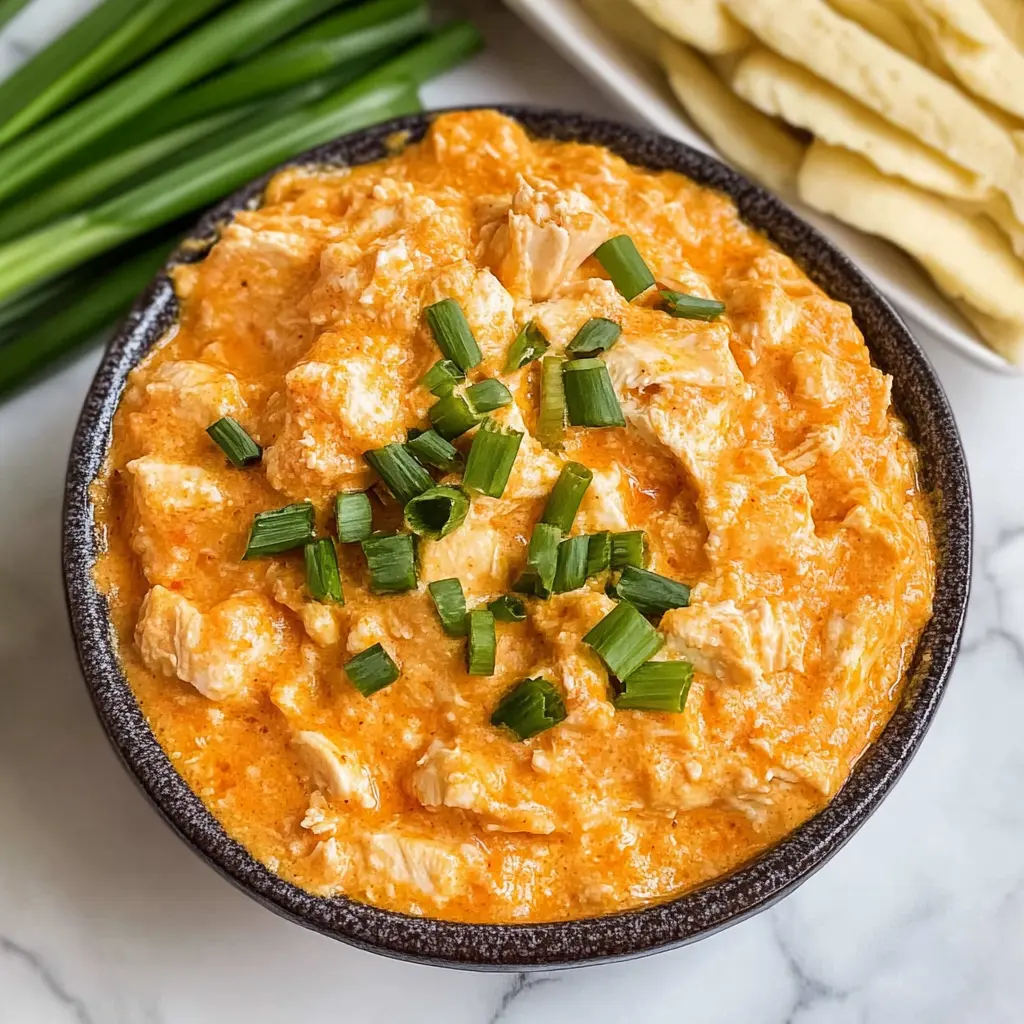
(94, 110), (935, 923)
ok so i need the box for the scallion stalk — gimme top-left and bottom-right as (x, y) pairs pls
(615, 660), (693, 712)
(566, 317), (622, 357)
(505, 320), (549, 372)
(462, 418), (524, 498)
(563, 358), (625, 428)
(467, 609), (496, 676)
(491, 677), (566, 740)
(406, 429), (463, 472)
(428, 578), (468, 636)
(364, 442), (433, 506)
(610, 530), (648, 569)
(513, 522), (561, 598)
(243, 502), (315, 559)
(583, 600), (664, 680)
(541, 461), (593, 534)
(428, 393), (481, 440)
(335, 491), (372, 543)
(609, 565), (690, 618)
(361, 532), (418, 593)
(586, 531), (612, 578)
(536, 355), (566, 450)
(592, 235), (655, 300)
(465, 378), (513, 414)
(659, 289), (725, 322)
(304, 537), (344, 603)
(0, 0), (31, 34)
(345, 642), (399, 696)
(421, 357), (465, 397)
(487, 594), (526, 622)
(206, 416), (262, 468)
(423, 297), (482, 371)
(404, 485), (470, 539)
(552, 535), (589, 593)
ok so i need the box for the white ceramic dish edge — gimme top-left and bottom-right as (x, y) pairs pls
(504, 0), (1019, 376)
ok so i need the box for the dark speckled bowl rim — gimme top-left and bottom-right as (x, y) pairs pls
(63, 107), (971, 971)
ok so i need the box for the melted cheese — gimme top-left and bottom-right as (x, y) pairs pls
(93, 110), (935, 924)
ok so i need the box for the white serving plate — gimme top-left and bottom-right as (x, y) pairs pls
(504, 0), (1019, 375)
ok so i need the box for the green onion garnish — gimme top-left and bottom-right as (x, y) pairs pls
(541, 461), (593, 533)
(610, 565), (690, 618)
(424, 297), (482, 371)
(243, 502), (314, 559)
(344, 643), (399, 697)
(488, 594), (526, 622)
(563, 358), (625, 428)
(335, 491), (372, 544)
(428, 578), (468, 637)
(421, 358), (465, 397)
(611, 530), (648, 569)
(304, 538), (343, 604)
(406, 429), (463, 472)
(586, 531), (612, 577)
(615, 660), (693, 712)
(513, 522), (561, 598)
(491, 677), (567, 740)
(404, 484), (470, 540)
(429, 393), (481, 440)
(462, 417), (524, 498)
(566, 317), (622, 357)
(467, 608), (496, 676)
(553, 534), (589, 593)
(505, 320), (549, 371)
(537, 354), (566, 450)
(659, 289), (725, 322)
(361, 532), (417, 594)
(592, 235), (655, 300)
(206, 416), (261, 467)
(584, 600), (664, 680)
(466, 378), (513, 414)
(364, 443), (433, 506)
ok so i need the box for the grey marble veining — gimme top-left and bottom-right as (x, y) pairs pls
(1, 1), (1022, 1020)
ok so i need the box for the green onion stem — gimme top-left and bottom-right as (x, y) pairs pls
(428, 392), (481, 439)
(592, 234), (655, 300)
(421, 358), (465, 397)
(615, 660), (693, 712)
(487, 594), (526, 622)
(659, 289), (725, 321)
(304, 537), (344, 603)
(206, 417), (262, 468)
(610, 530), (648, 569)
(610, 565), (691, 618)
(465, 378), (513, 414)
(541, 461), (593, 533)
(424, 297), (482, 371)
(406, 429), (463, 472)
(467, 609), (496, 676)
(586, 531), (612, 578)
(563, 358), (626, 428)
(243, 502), (315, 559)
(583, 600), (664, 680)
(491, 677), (566, 740)
(537, 354), (566, 450)
(404, 485), (470, 539)
(553, 535), (589, 593)
(566, 317), (622, 356)
(345, 642), (399, 696)
(428, 578), (468, 636)
(364, 442), (433, 505)
(462, 418), (524, 498)
(513, 522), (561, 598)
(505, 320), (549, 372)
(335, 491), (372, 543)
(361, 532), (418, 593)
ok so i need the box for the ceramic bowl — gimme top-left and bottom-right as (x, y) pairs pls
(63, 107), (972, 970)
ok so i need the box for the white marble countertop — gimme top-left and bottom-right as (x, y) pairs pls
(2, 2), (1023, 1021)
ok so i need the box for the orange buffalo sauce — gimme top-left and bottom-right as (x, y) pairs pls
(93, 111), (934, 923)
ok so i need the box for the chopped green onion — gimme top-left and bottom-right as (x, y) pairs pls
(344, 642), (399, 696)
(304, 537), (343, 604)
(429, 393), (481, 440)
(592, 235), (655, 300)
(615, 660), (693, 712)
(553, 535), (589, 594)
(462, 418), (524, 498)
(566, 317), (622, 357)
(467, 609), (496, 676)
(407, 429), (463, 472)
(611, 530), (648, 569)
(537, 355), (566, 450)
(659, 289), (725, 322)
(428, 578), (468, 636)
(513, 522), (561, 598)
(584, 601), (665, 680)
(364, 443), (433, 506)
(466, 378), (513, 413)
(404, 485), (470, 539)
(586, 531), (612, 577)
(563, 358), (625, 428)
(335, 491), (372, 544)
(421, 357), (465, 397)
(206, 416), (262, 468)
(361, 532), (417, 593)
(505, 320), (549, 371)
(610, 565), (690, 618)
(423, 297), (482, 371)
(491, 677), (566, 740)
(488, 594), (526, 622)
(243, 502), (315, 559)
(541, 461), (593, 533)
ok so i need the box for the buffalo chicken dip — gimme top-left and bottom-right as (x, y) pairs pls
(94, 110), (935, 923)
